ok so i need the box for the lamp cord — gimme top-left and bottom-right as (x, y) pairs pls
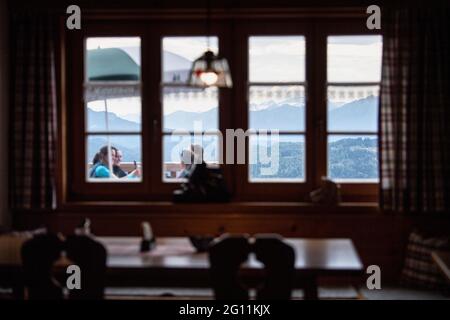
(206, 0), (211, 50)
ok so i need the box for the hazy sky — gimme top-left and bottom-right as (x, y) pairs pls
(87, 35), (382, 118)
(163, 37), (219, 61)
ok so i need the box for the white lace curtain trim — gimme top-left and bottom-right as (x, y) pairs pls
(84, 83), (141, 102)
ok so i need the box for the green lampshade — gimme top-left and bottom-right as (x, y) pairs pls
(86, 48), (140, 81)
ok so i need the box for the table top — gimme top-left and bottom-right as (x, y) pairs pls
(431, 251), (450, 283)
(95, 237), (363, 274)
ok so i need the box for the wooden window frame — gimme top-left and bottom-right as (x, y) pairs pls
(147, 21), (234, 198)
(65, 21), (153, 201)
(61, 13), (380, 205)
(233, 21), (314, 201)
(316, 21), (381, 202)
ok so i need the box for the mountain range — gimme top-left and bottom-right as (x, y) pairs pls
(86, 95), (378, 169)
(162, 95), (378, 132)
(87, 108), (141, 132)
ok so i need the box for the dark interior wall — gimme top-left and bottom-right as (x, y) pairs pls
(0, 0), (9, 229)
(9, 0), (385, 11)
(7, 0), (450, 284)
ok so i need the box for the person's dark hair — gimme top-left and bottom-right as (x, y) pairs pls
(92, 153), (101, 165)
(92, 146), (118, 165)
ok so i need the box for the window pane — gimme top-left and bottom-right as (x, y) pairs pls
(327, 85), (379, 132)
(328, 135), (378, 181)
(249, 134), (305, 182)
(327, 36), (382, 83)
(87, 96), (141, 132)
(249, 36), (305, 83)
(87, 135), (142, 182)
(162, 37), (218, 84)
(163, 86), (218, 132)
(86, 37), (141, 81)
(249, 85), (305, 131)
(163, 134), (220, 181)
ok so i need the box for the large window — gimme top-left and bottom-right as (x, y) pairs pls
(248, 36), (306, 182)
(84, 37), (142, 182)
(161, 37), (220, 181)
(66, 18), (382, 202)
(326, 35), (382, 182)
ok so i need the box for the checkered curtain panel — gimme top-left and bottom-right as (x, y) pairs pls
(10, 14), (57, 209)
(380, 4), (450, 213)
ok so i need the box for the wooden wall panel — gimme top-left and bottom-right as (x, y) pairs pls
(13, 208), (450, 282)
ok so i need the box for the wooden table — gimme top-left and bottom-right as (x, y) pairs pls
(99, 237), (363, 300)
(431, 251), (450, 283)
(1, 237), (364, 300)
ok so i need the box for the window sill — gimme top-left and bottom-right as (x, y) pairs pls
(53, 200), (380, 215)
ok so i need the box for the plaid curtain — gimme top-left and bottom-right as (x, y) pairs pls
(380, 3), (450, 213)
(10, 14), (58, 209)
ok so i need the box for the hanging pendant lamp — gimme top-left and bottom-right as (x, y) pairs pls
(188, 50), (232, 87)
(187, 1), (232, 88)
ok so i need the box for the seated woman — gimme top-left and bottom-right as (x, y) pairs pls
(177, 149), (194, 179)
(90, 146), (141, 179)
(89, 146), (117, 179)
(190, 144), (205, 164)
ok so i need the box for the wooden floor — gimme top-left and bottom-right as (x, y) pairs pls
(103, 286), (362, 300)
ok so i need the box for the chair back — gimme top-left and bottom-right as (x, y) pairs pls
(65, 235), (107, 300)
(208, 234), (295, 300)
(253, 234), (295, 300)
(21, 233), (64, 300)
(208, 234), (250, 300)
